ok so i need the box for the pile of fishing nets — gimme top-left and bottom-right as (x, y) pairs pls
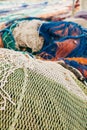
(0, 48), (87, 130)
(0, 1), (87, 130)
(0, 18), (87, 81)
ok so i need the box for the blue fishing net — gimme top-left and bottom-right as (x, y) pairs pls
(39, 21), (87, 58)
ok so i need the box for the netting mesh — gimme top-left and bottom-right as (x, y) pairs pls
(2, 23), (17, 50)
(0, 49), (87, 130)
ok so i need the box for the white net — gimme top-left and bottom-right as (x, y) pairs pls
(13, 20), (44, 52)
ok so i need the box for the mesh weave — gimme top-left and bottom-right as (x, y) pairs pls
(2, 23), (18, 50)
(0, 49), (87, 130)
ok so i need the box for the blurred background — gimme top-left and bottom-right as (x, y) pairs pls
(0, 0), (78, 23)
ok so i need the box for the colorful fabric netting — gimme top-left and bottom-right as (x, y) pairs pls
(0, 19), (87, 80)
(37, 21), (87, 80)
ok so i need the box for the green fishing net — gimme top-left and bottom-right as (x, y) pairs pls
(0, 49), (87, 130)
(1, 23), (18, 50)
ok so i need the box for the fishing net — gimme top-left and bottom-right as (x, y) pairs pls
(12, 20), (44, 52)
(1, 18), (43, 51)
(1, 22), (18, 50)
(0, 48), (87, 130)
(1, 19), (87, 58)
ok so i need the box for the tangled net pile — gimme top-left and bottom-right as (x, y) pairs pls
(13, 20), (44, 52)
(0, 49), (87, 130)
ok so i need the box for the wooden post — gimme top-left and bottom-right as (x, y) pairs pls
(72, 0), (75, 16)
(80, 0), (87, 11)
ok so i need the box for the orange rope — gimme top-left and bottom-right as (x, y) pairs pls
(66, 57), (87, 65)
